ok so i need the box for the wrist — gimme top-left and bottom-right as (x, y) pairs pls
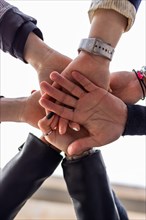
(89, 9), (127, 48)
(0, 97), (25, 122)
(24, 32), (54, 72)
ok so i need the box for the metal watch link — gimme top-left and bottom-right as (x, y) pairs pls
(78, 38), (115, 61)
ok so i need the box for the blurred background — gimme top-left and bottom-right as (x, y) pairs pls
(0, 1), (145, 219)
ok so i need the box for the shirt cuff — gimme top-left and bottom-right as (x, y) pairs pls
(88, 0), (136, 32)
(122, 104), (146, 135)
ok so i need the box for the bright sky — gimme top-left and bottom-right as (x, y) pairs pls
(0, 1), (146, 187)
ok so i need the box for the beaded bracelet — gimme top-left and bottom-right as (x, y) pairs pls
(133, 66), (146, 100)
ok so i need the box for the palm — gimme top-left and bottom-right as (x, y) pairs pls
(65, 90), (125, 149)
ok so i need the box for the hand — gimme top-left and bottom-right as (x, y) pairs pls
(24, 32), (72, 85)
(60, 51), (110, 89)
(20, 90), (45, 128)
(39, 71), (127, 155)
(38, 114), (88, 155)
(37, 50), (72, 85)
(110, 71), (143, 103)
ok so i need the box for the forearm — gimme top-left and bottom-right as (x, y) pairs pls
(0, 97), (25, 122)
(74, 9), (127, 89)
(23, 32), (54, 83)
(88, 0), (140, 32)
(89, 9), (127, 48)
(0, 133), (62, 220)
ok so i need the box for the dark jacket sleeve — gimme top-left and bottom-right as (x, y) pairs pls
(0, 0), (43, 62)
(0, 133), (63, 220)
(123, 104), (146, 135)
(62, 150), (128, 220)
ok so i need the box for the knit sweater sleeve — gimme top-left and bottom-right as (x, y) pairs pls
(123, 104), (146, 135)
(88, 0), (142, 32)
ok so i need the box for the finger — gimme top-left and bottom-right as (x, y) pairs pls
(58, 117), (68, 135)
(46, 112), (55, 119)
(38, 115), (54, 135)
(67, 137), (98, 155)
(49, 114), (59, 130)
(69, 121), (80, 131)
(72, 71), (97, 92)
(40, 81), (77, 108)
(50, 71), (85, 98)
(39, 98), (74, 121)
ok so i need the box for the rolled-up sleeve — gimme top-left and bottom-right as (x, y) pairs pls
(88, 0), (138, 32)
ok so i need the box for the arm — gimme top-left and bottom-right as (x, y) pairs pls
(38, 112), (128, 220)
(0, 91), (45, 128)
(60, 8), (127, 90)
(0, 133), (63, 220)
(58, 0), (141, 90)
(62, 150), (128, 220)
(89, 0), (142, 33)
(0, 0), (71, 84)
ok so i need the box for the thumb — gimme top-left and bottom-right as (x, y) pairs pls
(67, 137), (98, 156)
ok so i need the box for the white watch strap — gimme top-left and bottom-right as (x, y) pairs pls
(78, 38), (115, 60)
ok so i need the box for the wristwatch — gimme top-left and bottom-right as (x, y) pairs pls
(78, 38), (115, 61)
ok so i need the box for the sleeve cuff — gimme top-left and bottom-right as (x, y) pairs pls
(13, 22), (43, 62)
(122, 104), (146, 135)
(18, 133), (63, 177)
(88, 0), (136, 32)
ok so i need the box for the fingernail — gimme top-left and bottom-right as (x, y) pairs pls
(46, 112), (54, 119)
(72, 127), (79, 131)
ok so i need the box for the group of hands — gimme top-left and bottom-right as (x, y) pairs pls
(21, 50), (141, 156)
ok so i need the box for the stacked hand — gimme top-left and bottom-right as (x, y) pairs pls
(11, 68), (141, 155)
(39, 71), (127, 155)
